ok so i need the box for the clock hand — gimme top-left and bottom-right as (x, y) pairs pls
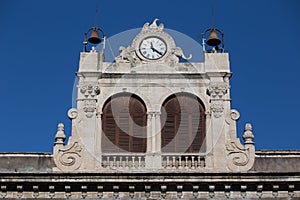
(150, 42), (155, 51)
(150, 42), (163, 55)
(152, 48), (163, 55)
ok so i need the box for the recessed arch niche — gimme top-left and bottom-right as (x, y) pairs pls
(102, 93), (147, 153)
(161, 93), (206, 153)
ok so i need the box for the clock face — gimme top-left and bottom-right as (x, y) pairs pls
(139, 37), (167, 60)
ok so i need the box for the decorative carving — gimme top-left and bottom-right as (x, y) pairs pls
(226, 123), (255, 171)
(142, 18), (164, 32)
(288, 185), (294, 198)
(226, 141), (249, 167)
(115, 46), (140, 67)
(211, 101), (224, 118)
(230, 109), (240, 121)
(192, 185), (199, 198)
(0, 186), (7, 198)
(81, 186), (87, 199)
(54, 142), (82, 171)
(32, 185), (39, 198)
(79, 82), (100, 98)
(49, 186), (55, 199)
(97, 186), (103, 199)
(145, 185), (151, 199)
(167, 47), (192, 63)
(224, 185), (231, 198)
(17, 185), (23, 199)
(208, 185), (215, 198)
(115, 18), (192, 65)
(208, 82), (229, 118)
(160, 185), (167, 199)
(176, 185), (183, 198)
(129, 185), (135, 199)
(68, 108), (78, 119)
(113, 185), (119, 199)
(243, 123), (254, 144)
(256, 184), (263, 198)
(241, 185), (247, 198)
(207, 82), (229, 99)
(78, 82), (99, 118)
(83, 99), (96, 118)
(65, 185), (71, 199)
(54, 123), (66, 145)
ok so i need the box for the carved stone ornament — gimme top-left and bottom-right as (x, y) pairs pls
(79, 81), (100, 99)
(211, 101), (224, 118)
(226, 141), (249, 167)
(77, 81), (99, 118)
(83, 99), (96, 118)
(226, 123), (255, 171)
(230, 109), (240, 121)
(207, 82), (230, 99)
(54, 142), (82, 171)
(68, 108), (78, 120)
(115, 18), (192, 65)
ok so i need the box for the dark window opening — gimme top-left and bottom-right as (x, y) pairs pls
(102, 95), (147, 153)
(161, 94), (206, 153)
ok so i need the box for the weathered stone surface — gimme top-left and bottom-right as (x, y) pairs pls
(253, 150), (300, 172)
(0, 153), (54, 172)
(53, 19), (255, 173)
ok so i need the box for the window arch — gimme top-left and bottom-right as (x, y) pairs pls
(161, 93), (206, 153)
(102, 94), (147, 153)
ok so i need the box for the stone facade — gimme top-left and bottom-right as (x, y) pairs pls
(0, 19), (299, 199)
(53, 19), (255, 173)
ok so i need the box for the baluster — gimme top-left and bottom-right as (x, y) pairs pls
(101, 157), (105, 168)
(166, 156), (170, 169)
(125, 156), (129, 168)
(172, 156), (176, 169)
(107, 156), (110, 167)
(162, 156), (166, 168)
(200, 157), (205, 168)
(113, 156), (116, 168)
(119, 156), (123, 168)
(138, 156), (142, 168)
(198, 156), (201, 168)
(132, 156), (135, 168)
(191, 156), (195, 169)
(185, 156), (189, 169)
(178, 156), (182, 169)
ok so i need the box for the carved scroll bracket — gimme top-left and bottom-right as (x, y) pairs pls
(53, 123), (83, 171)
(226, 123), (255, 172)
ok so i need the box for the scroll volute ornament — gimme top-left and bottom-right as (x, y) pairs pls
(53, 122), (83, 171)
(226, 123), (255, 172)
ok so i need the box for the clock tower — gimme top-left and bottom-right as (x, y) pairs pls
(53, 19), (255, 173)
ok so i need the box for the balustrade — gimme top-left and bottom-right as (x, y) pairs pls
(162, 154), (205, 169)
(102, 154), (145, 169)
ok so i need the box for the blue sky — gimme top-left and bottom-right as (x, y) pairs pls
(0, 0), (299, 152)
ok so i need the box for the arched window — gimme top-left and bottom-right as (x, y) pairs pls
(102, 94), (147, 153)
(161, 93), (206, 153)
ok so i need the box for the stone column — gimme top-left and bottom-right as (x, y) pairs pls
(151, 112), (156, 152)
(95, 111), (102, 168)
(154, 111), (162, 153)
(207, 82), (229, 171)
(146, 112), (153, 153)
(145, 111), (162, 169)
(204, 111), (213, 168)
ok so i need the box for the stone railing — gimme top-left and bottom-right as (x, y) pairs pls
(162, 154), (205, 169)
(101, 153), (146, 169)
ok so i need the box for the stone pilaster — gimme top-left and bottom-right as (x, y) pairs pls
(145, 111), (162, 169)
